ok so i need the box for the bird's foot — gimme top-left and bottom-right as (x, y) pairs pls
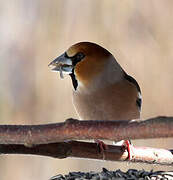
(95, 140), (108, 153)
(123, 140), (134, 161)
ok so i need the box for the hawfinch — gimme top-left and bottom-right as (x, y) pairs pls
(49, 42), (142, 121)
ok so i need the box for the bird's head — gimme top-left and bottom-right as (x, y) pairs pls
(49, 42), (121, 91)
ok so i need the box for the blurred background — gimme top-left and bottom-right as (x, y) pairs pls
(0, 0), (173, 179)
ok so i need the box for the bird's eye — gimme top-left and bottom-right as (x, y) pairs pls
(72, 52), (85, 66)
(76, 52), (85, 61)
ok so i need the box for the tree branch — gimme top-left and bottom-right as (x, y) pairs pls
(1, 141), (173, 166)
(0, 116), (172, 146)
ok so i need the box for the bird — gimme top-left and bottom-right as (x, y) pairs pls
(49, 42), (142, 159)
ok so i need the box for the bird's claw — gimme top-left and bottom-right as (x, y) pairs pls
(123, 140), (134, 160)
(95, 140), (108, 153)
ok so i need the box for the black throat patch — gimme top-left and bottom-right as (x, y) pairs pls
(70, 69), (78, 90)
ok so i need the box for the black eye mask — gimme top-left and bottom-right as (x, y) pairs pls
(66, 52), (85, 66)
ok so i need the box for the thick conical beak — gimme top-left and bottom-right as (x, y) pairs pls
(48, 53), (73, 78)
